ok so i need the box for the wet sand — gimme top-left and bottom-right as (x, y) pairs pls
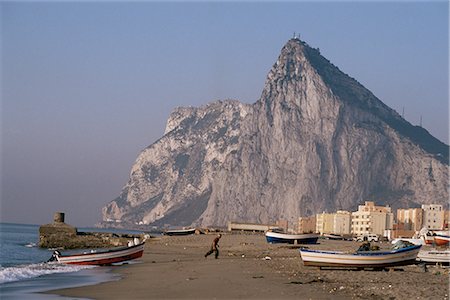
(47, 233), (449, 299)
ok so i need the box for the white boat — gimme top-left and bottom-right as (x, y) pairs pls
(299, 244), (421, 269)
(417, 249), (450, 264)
(323, 233), (344, 240)
(391, 238), (425, 246)
(265, 230), (319, 244)
(49, 242), (145, 265)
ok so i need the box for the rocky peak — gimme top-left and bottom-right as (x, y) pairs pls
(101, 38), (448, 230)
(301, 41), (449, 164)
(263, 37), (448, 164)
(265, 38), (308, 83)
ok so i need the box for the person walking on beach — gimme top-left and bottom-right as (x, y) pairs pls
(205, 234), (221, 259)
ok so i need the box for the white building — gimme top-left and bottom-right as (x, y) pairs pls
(351, 201), (394, 236)
(333, 210), (351, 235)
(421, 204), (444, 230)
(316, 211), (351, 235)
(316, 212), (334, 235)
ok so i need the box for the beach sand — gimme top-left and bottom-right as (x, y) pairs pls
(47, 233), (449, 299)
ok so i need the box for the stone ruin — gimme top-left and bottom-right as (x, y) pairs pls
(39, 212), (143, 249)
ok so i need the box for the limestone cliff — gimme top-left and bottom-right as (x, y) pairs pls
(102, 38), (448, 228)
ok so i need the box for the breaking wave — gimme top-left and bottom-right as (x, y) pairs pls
(0, 262), (94, 284)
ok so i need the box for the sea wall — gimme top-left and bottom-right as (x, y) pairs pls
(39, 212), (142, 249)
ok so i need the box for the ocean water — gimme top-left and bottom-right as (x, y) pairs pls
(0, 223), (140, 299)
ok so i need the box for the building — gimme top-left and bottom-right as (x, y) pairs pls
(227, 221), (278, 232)
(421, 204), (444, 230)
(444, 210), (450, 229)
(315, 211), (351, 235)
(396, 208), (423, 231)
(316, 212), (334, 234)
(389, 223), (416, 239)
(277, 220), (289, 233)
(351, 201), (394, 236)
(333, 210), (352, 235)
(297, 215), (316, 233)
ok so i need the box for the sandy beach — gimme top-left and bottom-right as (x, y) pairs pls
(47, 233), (449, 299)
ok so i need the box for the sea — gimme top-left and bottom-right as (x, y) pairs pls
(0, 223), (143, 300)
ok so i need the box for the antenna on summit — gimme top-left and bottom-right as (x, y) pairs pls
(293, 32), (300, 40)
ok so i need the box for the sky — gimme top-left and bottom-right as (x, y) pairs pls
(1, 1), (448, 227)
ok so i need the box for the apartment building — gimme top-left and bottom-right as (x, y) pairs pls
(297, 215), (316, 233)
(351, 201), (394, 236)
(444, 210), (450, 229)
(315, 211), (351, 235)
(397, 208), (423, 231)
(333, 210), (352, 235)
(421, 204), (444, 230)
(316, 212), (334, 234)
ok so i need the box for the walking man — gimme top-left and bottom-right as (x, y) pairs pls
(205, 234), (222, 259)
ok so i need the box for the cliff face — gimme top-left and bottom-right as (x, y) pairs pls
(102, 38), (448, 228)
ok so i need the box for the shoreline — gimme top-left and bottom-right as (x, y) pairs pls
(46, 233), (449, 299)
(1, 265), (117, 300)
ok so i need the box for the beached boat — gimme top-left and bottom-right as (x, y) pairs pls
(323, 233), (344, 240)
(423, 235), (435, 245)
(417, 249), (450, 265)
(164, 228), (196, 236)
(49, 241), (145, 265)
(433, 234), (450, 246)
(391, 238), (425, 246)
(299, 243), (421, 269)
(265, 231), (319, 244)
(419, 228), (440, 245)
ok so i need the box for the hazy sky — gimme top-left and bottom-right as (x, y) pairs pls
(1, 1), (448, 227)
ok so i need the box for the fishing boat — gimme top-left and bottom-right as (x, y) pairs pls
(423, 235), (435, 245)
(417, 249), (450, 265)
(49, 241), (145, 265)
(265, 230), (319, 244)
(391, 238), (425, 246)
(299, 242), (421, 269)
(323, 233), (344, 240)
(419, 228), (439, 245)
(433, 234), (450, 246)
(164, 227), (196, 236)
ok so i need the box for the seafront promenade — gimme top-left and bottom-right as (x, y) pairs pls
(48, 233), (449, 299)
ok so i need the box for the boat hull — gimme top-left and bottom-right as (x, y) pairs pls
(424, 236), (434, 245)
(265, 232), (319, 244)
(391, 238), (425, 246)
(55, 242), (145, 265)
(434, 235), (450, 246)
(323, 234), (344, 240)
(164, 229), (196, 236)
(417, 250), (450, 265)
(299, 245), (421, 268)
